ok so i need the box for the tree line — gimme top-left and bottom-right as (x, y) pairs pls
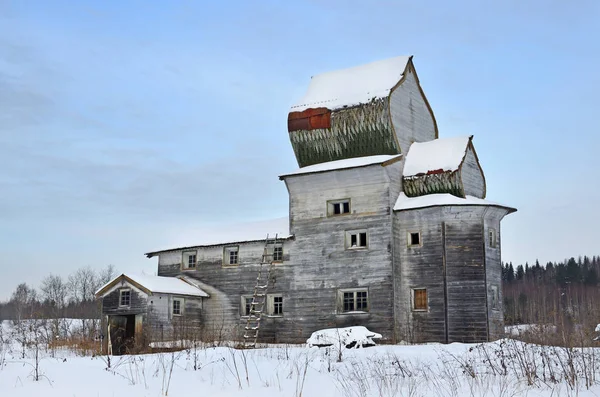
(502, 255), (600, 329)
(0, 265), (115, 324)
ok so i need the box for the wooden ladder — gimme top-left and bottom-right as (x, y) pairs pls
(243, 234), (278, 348)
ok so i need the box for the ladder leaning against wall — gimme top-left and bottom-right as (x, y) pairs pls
(243, 234), (279, 348)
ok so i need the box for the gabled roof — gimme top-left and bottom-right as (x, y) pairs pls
(394, 192), (516, 213)
(95, 274), (210, 298)
(403, 136), (472, 177)
(279, 154), (402, 179)
(290, 56), (411, 112)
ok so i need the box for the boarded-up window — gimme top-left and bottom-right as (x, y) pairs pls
(488, 228), (497, 248)
(412, 288), (427, 311)
(491, 285), (499, 310)
(119, 289), (131, 307)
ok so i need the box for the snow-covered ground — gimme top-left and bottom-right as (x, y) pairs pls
(2, 321), (600, 396)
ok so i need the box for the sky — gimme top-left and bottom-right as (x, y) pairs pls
(1, 0), (599, 300)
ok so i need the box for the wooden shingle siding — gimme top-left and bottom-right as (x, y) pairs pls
(389, 64), (437, 155)
(403, 171), (463, 198)
(460, 147), (486, 198)
(289, 98), (400, 167)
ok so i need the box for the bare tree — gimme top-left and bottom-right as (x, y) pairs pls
(98, 264), (116, 286)
(11, 283), (37, 322)
(40, 274), (68, 338)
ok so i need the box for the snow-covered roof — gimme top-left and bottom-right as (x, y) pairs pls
(291, 56), (411, 112)
(403, 136), (471, 177)
(394, 192), (516, 212)
(280, 154), (402, 179)
(145, 217), (292, 257)
(96, 274), (209, 298)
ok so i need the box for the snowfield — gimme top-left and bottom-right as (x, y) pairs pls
(2, 322), (600, 396)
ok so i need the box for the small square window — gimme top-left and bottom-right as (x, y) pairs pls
(346, 230), (368, 249)
(328, 199), (351, 216)
(338, 289), (369, 313)
(182, 250), (197, 269)
(119, 289), (131, 307)
(412, 288), (427, 311)
(224, 246), (239, 266)
(408, 232), (421, 247)
(172, 298), (183, 316)
(488, 228), (497, 249)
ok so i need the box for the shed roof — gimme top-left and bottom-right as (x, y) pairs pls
(95, 274), (210, 298)
(290, 56), (411, 112)
(279, 154), (402, 179)
(403, 136), (472, 177)
(393, 192), (516, 213)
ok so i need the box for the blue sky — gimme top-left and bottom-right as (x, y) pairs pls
(1, 0), (599, 299)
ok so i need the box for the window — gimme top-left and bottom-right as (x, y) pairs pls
(338, 289), (369, 313)
(488, 228), (497, 248)
(491, 285), (499, 310)
(412, 288), (427, 311)
(119, 289), (131, 307)
(240, 296), (253, 316)
(345, 230), (368, 249)
(408, 232), (421, 247)
(172, 298), (183, 316)
(328, 199), (351, 216)
(267, 294), (283, 316)
(272, 244), (283, 262)
(182, 250), (197, 269)
(223, 246), (239, 266)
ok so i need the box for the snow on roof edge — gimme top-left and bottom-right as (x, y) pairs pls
(96, 273), (210, 297)
(403, 136), (472, 177)
(291, 56), (411, 112)
(280, 154), (402, 179)
(394, 192), (516, 213)
(145, 234), (295, 258)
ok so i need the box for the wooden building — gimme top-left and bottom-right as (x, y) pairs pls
(96, 55), (515, 351)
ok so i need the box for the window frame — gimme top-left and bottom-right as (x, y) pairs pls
(172, 297), (184, 316)
(488, 228), (497, 249)
(119, 288), (131, 307)
(411, 288), (428, 311)
(240, 295), (253, 317)
(345, 229), (368, 250)
(327, 199), (351, 217)
(267, 294), (284, 317)
(272, 244), (283, 263)
(182, 250), (198, 270)
(490, 285), (500, 311)
(223, 246), (239, 266)
(337, 288), (369, 314)
(407, 231), (422, 248)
